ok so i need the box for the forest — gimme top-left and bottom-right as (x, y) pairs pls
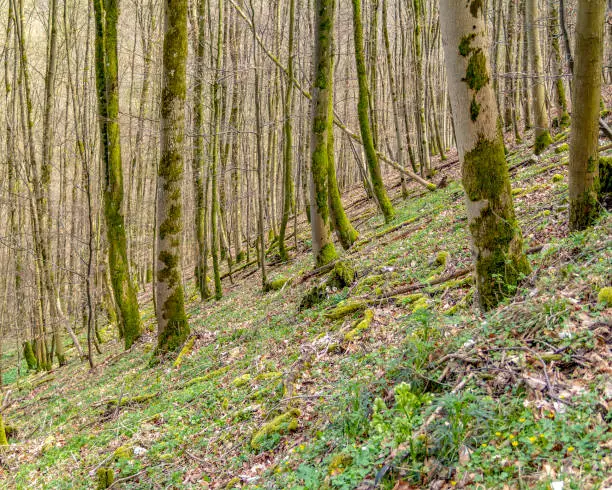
(0, 0), (610, 487)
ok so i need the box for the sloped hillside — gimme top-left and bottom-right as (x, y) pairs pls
(0, 136), (610, 489)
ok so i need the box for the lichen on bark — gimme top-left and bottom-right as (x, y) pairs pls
(155, 0), (190, 355)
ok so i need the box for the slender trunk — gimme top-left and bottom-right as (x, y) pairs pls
(526, 0), (552, 153)
(548, 0), (569, 128)
(210, 0), (223, 300)
(155, 0), (190, 355)
(351, 0), (395, 222)
(278, 0), (296, 261)
(191, 0), (211, 300)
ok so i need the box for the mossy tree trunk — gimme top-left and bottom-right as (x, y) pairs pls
(93, 0), (142, 349)
(309, 0), (338, 267)
(568, 0), (605, 231)
(278, 0), (296, 262)
(351, 0), (395, 223)
(155, 0), (190, 355)
(526, 0), (552, 154)
(440, 0), (531, 311)
(251, 6), (267, 286)
(191, 0), (211, 301)
(0, 413), (7, 446)
(504, 0), (519, 135)
(229, 9), (244, 263)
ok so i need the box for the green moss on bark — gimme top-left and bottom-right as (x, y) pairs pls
(351, 0), (395, 223)
(569, 187), (599, 230)
(328, 119), (358, 249)
(327, 261), (356, 289)
(534, 130), (553, 155)
(469, 0), (483, 17)
(464, 50), (489, 91)
(463, 136), (531, 310)
(0, 413), (8, 446)
(315, 242), (337, 268)
(599, 156), (611, 195)
(462, 137), (508, 201)
(23, 341), (37, 370)
(325, 300), (368, 319)
(344, 309), (373, 341)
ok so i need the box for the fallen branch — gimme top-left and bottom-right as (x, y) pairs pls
(600, 118), (612, 140)
(220, 258), (257, 280)
(295, 260), (337, 285)
(379, 267), (471, 300)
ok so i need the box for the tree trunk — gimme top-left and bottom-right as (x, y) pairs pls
(351, 0), (395, 223)
(278, 0), (296, 261)
(548, 0), (570, 128)
(155, 0), (190, 355)
(569, 0), (605, 230)
(191, 0), (211, 301)
(440, 0), (531, 311)
(92, 0), (142, 349)
(526, 0), (552, 154)
(310, 0), (339, 267)
(210, 0), (223, 300)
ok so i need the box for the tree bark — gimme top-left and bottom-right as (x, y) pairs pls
(526, 0), (552, 153)
(155, 0), (190, 355)
(309, 0), (339, 267)
(351, 0), (395, 223)
(569, 0), (605, 230)
(93, 0), (142, 349)
(440, 0), (531, 311)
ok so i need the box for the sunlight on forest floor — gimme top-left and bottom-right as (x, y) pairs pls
(1, 134), (610, 489)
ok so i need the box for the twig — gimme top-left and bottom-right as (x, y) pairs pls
(107, 468), (148, 489)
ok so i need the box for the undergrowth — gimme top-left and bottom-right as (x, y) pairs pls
(0, 140), (610, 489)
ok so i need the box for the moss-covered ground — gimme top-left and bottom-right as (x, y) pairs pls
(0, 135), (610, 489)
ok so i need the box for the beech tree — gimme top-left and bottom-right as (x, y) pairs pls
(155, 0), (190, 354)
(526, 0), (552, 154)
(440, 0), (531, 310)
(351, 0), (395, 223)
(309, 0), (338, 267)
(569, 0), (606, 230)
(93, 0), (142, 349)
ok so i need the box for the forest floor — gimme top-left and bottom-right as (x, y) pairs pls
(1, 130), (611, 489)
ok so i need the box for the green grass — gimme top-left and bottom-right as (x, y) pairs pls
(1, 140), (611, 489)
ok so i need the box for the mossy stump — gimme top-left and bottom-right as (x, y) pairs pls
(326, 261), (356, 289)
(325, 300), (368, 320)
(344, 309), (374, 342)
(299, 285), (327, 310)
(23, 341), (37, 371)
(264, 276), (291, 292)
